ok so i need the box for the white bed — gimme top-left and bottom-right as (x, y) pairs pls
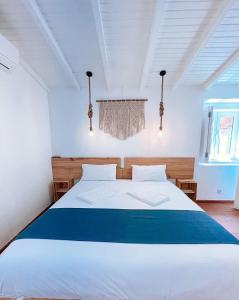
(1, 180), (239, 300)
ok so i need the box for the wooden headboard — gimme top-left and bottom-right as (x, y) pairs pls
(52, 157), (195, 181)
(52, 157), (122, 180)
(123, 157), (195, 179)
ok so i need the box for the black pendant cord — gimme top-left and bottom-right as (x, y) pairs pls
(86, 71), (93, 132)
(88, 75), (92, 130)
(159, 70), (166, 131)
(161, 74), (164, 102)
(88, 74), (91, 105)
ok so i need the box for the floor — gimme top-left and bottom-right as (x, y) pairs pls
(2, 202), (239, 300)
(198, 201), (239, 239)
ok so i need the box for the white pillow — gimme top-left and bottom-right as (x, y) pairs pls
(81, 164), (117, 181)
(132, 165), (167, 182)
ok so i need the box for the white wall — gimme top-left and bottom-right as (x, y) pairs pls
(0, 65), (52, 248)
(205, 84), (239, 98)
(49, 84), (239, 201)
(235, 173), (239, 209)
(49, 86), (203, 157)
(195, 85), (239, 201)
(196, 165), (238, 200)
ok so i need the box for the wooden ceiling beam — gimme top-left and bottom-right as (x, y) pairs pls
(91, 0), (111, 89)
(203, 48), (239, 89)
(171, 0), (234, 89)
(140, 0), (167, 90)
(23, 0), (81, 90)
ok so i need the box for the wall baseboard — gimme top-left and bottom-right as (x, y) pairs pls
(0, 202), (53, 254)
(197, 200), (234, 203)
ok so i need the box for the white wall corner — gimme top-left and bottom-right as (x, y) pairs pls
(20, 58), (49, 92)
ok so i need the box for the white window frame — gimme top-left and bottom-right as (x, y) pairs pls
(202, 99), (239, 165)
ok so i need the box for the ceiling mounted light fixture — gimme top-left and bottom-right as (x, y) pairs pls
(158, 70), (166, 137)
(86, 71), (94, 136)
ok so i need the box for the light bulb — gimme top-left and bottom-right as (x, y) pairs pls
(89, 129), (94, 137)
(158, 129), (163, 137)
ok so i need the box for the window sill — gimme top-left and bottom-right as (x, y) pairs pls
(199, 161), (239, 166)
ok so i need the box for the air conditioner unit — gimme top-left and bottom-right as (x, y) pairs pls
(0, 34), (19, 72)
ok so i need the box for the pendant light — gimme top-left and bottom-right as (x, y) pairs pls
(158, 70), (166, 137)
(86, 71), (93, 136)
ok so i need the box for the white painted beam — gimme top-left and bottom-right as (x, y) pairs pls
(172, 0), (234, 89)
(23, 0), (81, 90)
(91, 0), (111, 89)
(140, 0), (167, 90)
(20, 58), (49, 92)
(203, 48), (239, 89)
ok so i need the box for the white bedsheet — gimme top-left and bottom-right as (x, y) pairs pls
(1, 180), (239, 300)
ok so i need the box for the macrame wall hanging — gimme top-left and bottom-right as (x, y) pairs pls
(97, 99), (147, 140)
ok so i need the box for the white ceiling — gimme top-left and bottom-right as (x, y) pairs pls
(185, 0), (239, 86)
(0, 0), (238, 90)
(99, 0), (156, 88)
(0, 0), (75, 88)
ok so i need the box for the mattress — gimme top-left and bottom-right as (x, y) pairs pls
(1, 180), (239, 300)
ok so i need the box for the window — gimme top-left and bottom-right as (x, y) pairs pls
(205, 106), (239, 163)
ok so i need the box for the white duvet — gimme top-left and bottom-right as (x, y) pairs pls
(1, 180), (239, 300)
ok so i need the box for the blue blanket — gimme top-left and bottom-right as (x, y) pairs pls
(16, 208), (239, 244)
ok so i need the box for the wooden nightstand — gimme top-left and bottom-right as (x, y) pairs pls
(176, 179), (197, 201)
(53, 179), (73, 202)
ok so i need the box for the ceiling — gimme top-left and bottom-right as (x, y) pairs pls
(0, 0), (238, 90)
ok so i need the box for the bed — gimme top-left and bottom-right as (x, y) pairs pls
(0, 157), (239, 300)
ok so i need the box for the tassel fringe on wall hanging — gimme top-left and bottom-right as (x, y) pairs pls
(97, 99), (147, 140)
